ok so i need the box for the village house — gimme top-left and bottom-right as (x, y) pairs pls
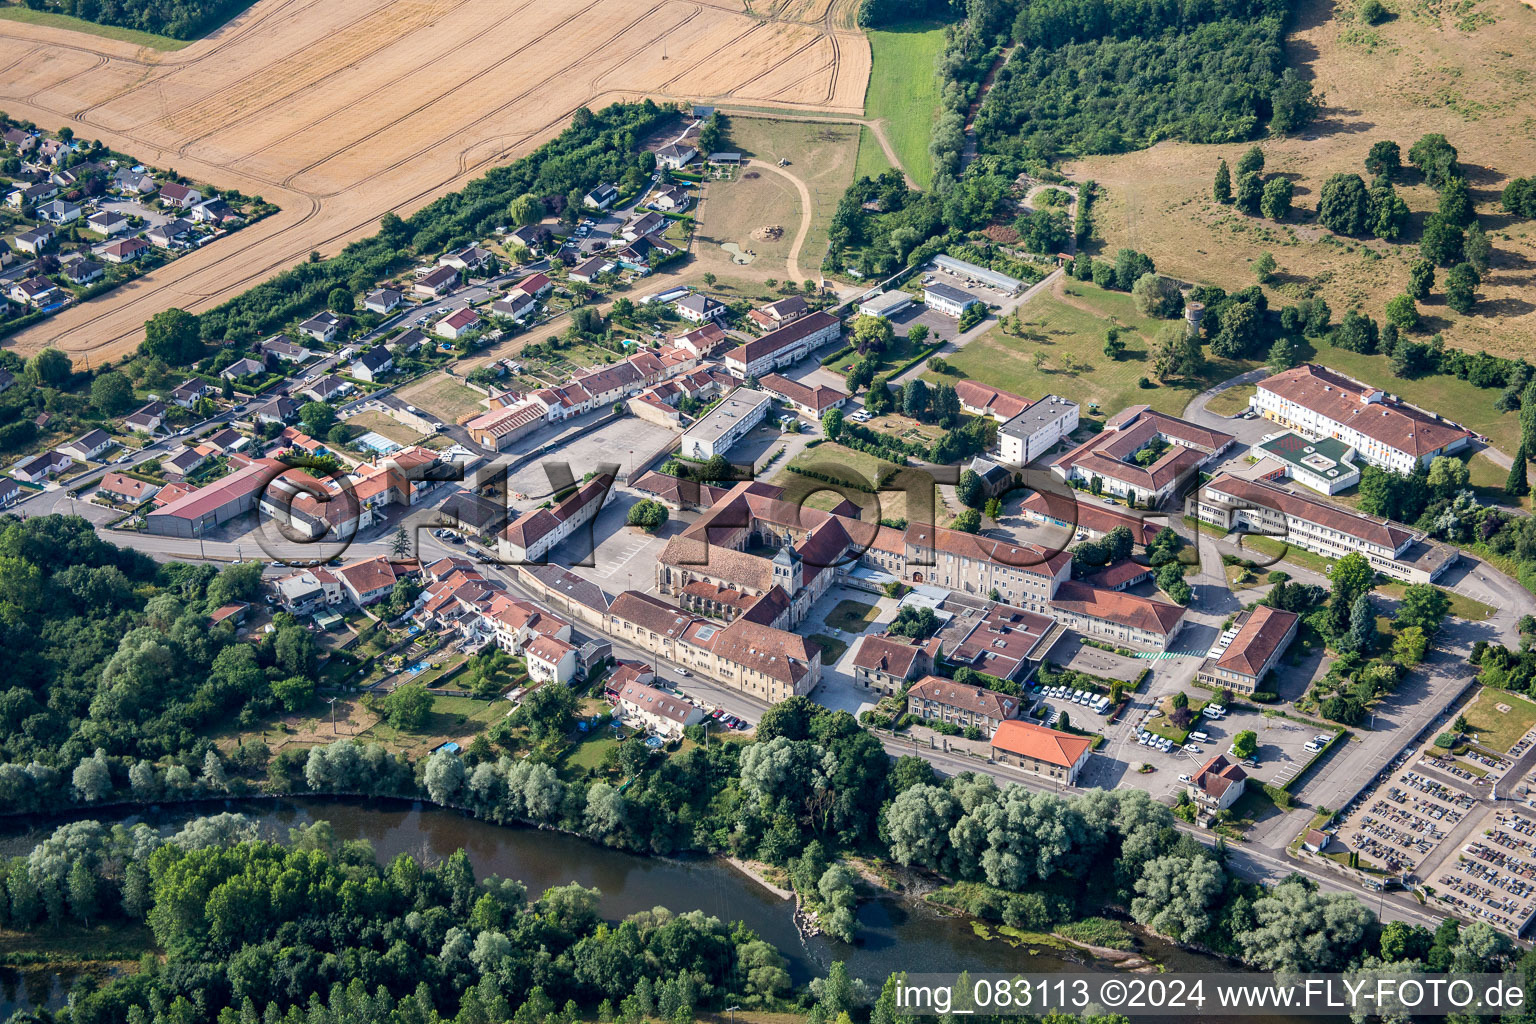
(989, 720), (1093, 785)
(10, 450), (73, 482)
(100, 237), (150, 264)
(907, 675), (1023, 736)
(86, 210), (129, 236)
(747, 294), (808, 330)
(258, 334), (314, 363)
(158, 182), (204, 208)
(435, 307), (482, 340)
(1188, 753), (1248, 817)
(123, 400), (167, 435)
(414, 265), (459, 298)
(98, 472), (160, 504)
(364, 288), (402, 315)
(850, 634), (937, 695)
(58, 429), (114, 462)
(298, 310), (345, 345)
(583, 183), (618, 210)
(349, 345), (393, 382)
(674, 292), (726, 324)
(613, 678), (705, 738)
(146, 219), (194, 248)
(12, 227), (54, 255)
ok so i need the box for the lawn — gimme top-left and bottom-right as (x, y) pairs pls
(863, 20), (946, 189)
(1375, 582), (1496, 622)
(809, 633), (849, 665)
(1236, 533), (1336, 576)
(828, 327), (931, 374)
(343, 410), (426, 447)
(824, 599), (880, 633)
(774, 443), (939, 524)
(1205, 384), (1256, 417)
(1144, 693), (1208, 744)
(921, 281), (1257, 418)
(853, 125), (895, 182)
(563, 731), (621, 777)
(1461, 687), (1536, 755)
(0, 5), (191, 48)
(358, 693), (505, 758)
(399, 374), (489, 425)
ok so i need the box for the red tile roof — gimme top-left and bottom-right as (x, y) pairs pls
(1215, 605), (1298, 677)
(1203, 473), (1414, 551)
(908, 675), (1022, 721)
(990, 719), (1093, 768)
(1258, 364), (1473, 458)
(1194, 753), (1247, 799)
(1051, 580), (1185, 635)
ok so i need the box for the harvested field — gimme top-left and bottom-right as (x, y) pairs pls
(0, 0), (868, 364)
(1068, 0), (1536, 359)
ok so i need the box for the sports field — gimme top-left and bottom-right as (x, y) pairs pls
(0, 0), (869, 364)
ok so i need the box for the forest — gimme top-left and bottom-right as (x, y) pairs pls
(183, 102), (667, 353)
(0, 514), (319, 773)
(13, 0), (253, 38)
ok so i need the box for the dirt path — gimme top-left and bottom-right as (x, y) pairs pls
(745, 157), (815, 285)
(960, 44), (1014, 171)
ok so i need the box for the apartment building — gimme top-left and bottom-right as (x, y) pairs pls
(1252, 364), (1473, 474)
(1197, 604), (1299, 695)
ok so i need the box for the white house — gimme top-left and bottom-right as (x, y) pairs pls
(924, 281), (981, 318)
(364, 288), (402, 315)
(86, 210), (129, 236)
(435, 307), (481, 340)
(298, 311), (344, 345)
(583, 183), (618, 210)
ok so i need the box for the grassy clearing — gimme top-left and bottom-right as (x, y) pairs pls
(357, 693), (506, 758)
(775, 443), (943, 524)
(829, 328), (932, 373)
(1237, 533), (1336, 576)
(0, 922), (154, 963)
(400, 374), (489, 425)
(810, 633), (849, 664)
(1375, 582), (1496, 621)
(1461, 687), (1536, 754)
(0, 5), (190, 48)
(824, 599), (880, 632)
(1066, 0), (1536, 364)
(923, 281), (1257, 417)
(1144, 693), (1208, 743)
(1205, 384), (1256, 417)
(692, 116), (861, 288)
(863, 21), (946, 188)
(343, 410), (426, 447)
(854, 125), (896, 182)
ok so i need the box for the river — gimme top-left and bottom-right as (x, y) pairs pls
(0, 798), (1317, 1021)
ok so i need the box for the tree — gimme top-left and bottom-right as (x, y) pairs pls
(1397, 583), (1450, 636)
(1437, 175), (1475, 228)
(1507, 443), (1529, 497)
(1445, 262), (1480, 315)
(1317, 173), (1371, 235)
(1236, 145), (1265, 177)
(1426, 454), (1469, 497)
(1368, 183), (1410, 240)
(90, 370), (133, 415)
(379, 683), (432, 730)
(1328, 553), (1375, 635)
(389, 526), (410, 558)
(1384, 294), (1419, 333)
(1131, 273), (1182, 318)
(956, 469), (983, 509)
(327, 287), (354, 314)
(510, 682), (578, 741)
(506, 193), (541, 225)
(1131, 853), (1225, 941)
(1365, 140), (1400, 180)
(902, 378), (929, 420)
(1253, 251), (1277, 284)
(625, 499), (668, 532)
(1269, 68), (1319, 134)
(271, 675), (315, 712)
(1266, 336), (1297, 373)
(202, 749), (227, 792)
(1234, 171), (1263, 215)
(299, 401), (336, 437)
(26, 347), (72, 386)
(1420, 213), (1464, 267)
(1261, 176), (1293, 220)
(952, 509), (981, 533)
(1238, 877), (1372, 971)
(1231, 730), (1258, 759)
(1464, 221), (1492, 276)
(72, 749), (111, 802)
(1393, 626), (1428, 666)
(1331, 310), (1378, 354)
(1103, 327), (1126, 360)
(1409, 133), (1460, 187)
(1213, 159), (1232, 203)
(1152, 322), (1203, 380)
(424, 749), (466, 805)
(142, 308), (202, 364)
(1407, 259), (1435, 301)
(1113, 248), (1154, 291)
(822, 408), (843, 440)
(1345, 592), (1375, 653)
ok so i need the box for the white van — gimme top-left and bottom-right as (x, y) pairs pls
(1190, 730), (1210, 742)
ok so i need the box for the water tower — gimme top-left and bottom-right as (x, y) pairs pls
(1184, 300), (1206, 337)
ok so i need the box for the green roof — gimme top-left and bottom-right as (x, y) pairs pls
(1258, 433), (1358, 480)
